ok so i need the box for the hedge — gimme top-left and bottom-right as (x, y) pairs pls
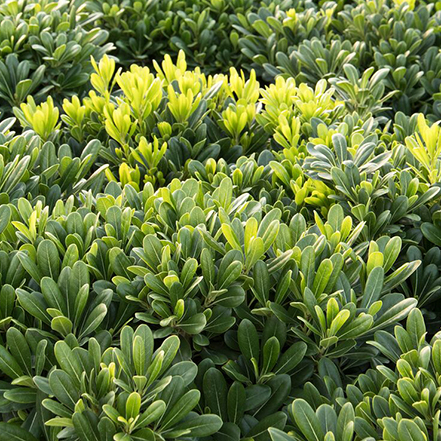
(1, 1), (441, 441)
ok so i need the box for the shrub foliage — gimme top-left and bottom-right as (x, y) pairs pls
(1, 1), (441, 441)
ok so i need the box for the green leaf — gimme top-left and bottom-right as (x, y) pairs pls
(98, 418), (116, 441)
(68, 261), (90, 318)
(0, 422), (39, 441)
(79, 303), (107, 339)
(222, 223), (242, 251)
(261, 336), (280, 375)
(227, 381), (246, 424)
(203, 367), (228, 420)
(371, 298), (417, 332)
(247, 412), (287, 441)
(317, 404), (337, 435)
(219, 260), (243, 289)
(300, 246), (315, 288)
(215, 177), (233, 209)
(215, 285), (245, 308)
(238, 319), (260, 363)
(133, 335), (146, 376)
(37, 239), (60, 280)
(72, 412), (99, 441)
(245, 384), (271, 412)
(312, 259), (333, 297)
(269, 428), (296, 441)
(73, 284), (89, 325)
(433, 340), (441, 373)
(109, 247), (132, 278)
(136, 400), (166, 428)
(0, 345), (23, 379)
(17, 252), (42, 284)
(406, 308), (426, 348)
(54, 341), (82, 385)
(51, 316), (73, 336)
(383, 261), (421, 292)
(257, 209), (281, 246)
(337, 405), (355, 441)
(367, 251), (383, 275)
(252, 260), (270, 306)
(16, 289), (51, 324)
(134, 324), (154, 370)
(45, 417), (73, 427)
(397, 419), (426, 441)
(327, 204), (344, 231)
(245, 237), (265, 270)
(256, 375), (290, 419)
(142, 235), (163, 270)
(179, 313), (206, 334)
(260, 220), (280, 252)
(337, 314), (372, 339)
(383, 236), (402, 272)
(4, 388), (36, 404)
(6, 328), (31, 376)
(168, 414), (223, 438)
(157, 335), (180, 375)
(0, 205), (11, 235)
(49, 369), (80, 409)
(270, 161), (291, 186)
(292, 399), (324, 441)
(160, 389), (200, 431)
(274, 342), (307, 375)
(41, 277), (67, 314)
(361, 267), (384, 308)
(42, 398), (72, 418)
(126, 392), (141, 419)
(421, 223), (441, 247)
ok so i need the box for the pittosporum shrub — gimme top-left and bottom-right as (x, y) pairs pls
(1, 2), (441, 440)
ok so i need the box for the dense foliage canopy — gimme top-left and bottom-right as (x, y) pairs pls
(1, 1), (441, 441)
